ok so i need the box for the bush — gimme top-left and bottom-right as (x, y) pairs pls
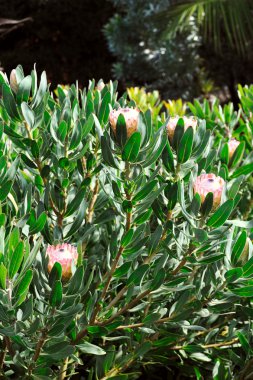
(0, 65), (253, 379)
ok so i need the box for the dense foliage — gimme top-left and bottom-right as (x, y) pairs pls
(105, 0), (200, 100)
(0, 65), (253, 379)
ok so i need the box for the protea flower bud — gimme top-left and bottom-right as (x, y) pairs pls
(46, 243), (78, 280)
(97, 81), (105, 91)
(193, 173), (225, 209)
(228, 138), (240, 160)
(10, 69), (18, 93)
(166, 116), (197, 142)
(109, 107), (140, 139)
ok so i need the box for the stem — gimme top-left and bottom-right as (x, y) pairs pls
(86, 178), (99, 224)
(100, 358), (134, 380)
(89, 162), (133, 322)
(58, 357), (69, 380)
(98, 289), (150, 326)
(0, 339), (6, 371)
(28, 329), (48, 375)
(172, 245), (194, 275)
(90, 246), (124, 324)
(171, 337), (239, 350)
(3, 337), (14, 359)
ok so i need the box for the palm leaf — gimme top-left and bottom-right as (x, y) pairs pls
(155, 0), (253, 56)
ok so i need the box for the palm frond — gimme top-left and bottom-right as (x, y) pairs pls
(154, 0), (253, 56)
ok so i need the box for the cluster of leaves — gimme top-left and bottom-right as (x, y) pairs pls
(0, 65), (253, 380)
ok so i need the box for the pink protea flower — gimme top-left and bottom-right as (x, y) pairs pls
(109, 107), (140, 139)
(46, 243), (78, 280)
(228, 138), (240, 160)
(166, 116), (197, 142)
(10, 69), (18, 93)
(193, 173), (225, 209)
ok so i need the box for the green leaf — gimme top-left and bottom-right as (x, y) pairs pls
(236, 331), (251, 354)
(76, 342), (106, 355)
(116, 113), (127, 147)
(94, 208), (116, 225)
(49, 280), (62, 308)
(231, 163), (253, 178)
(15, 269), (33, 299)
(49, 262), (62, 287)
(190, 193), (201, 216)
(58, 120), (68, 143)
(2, 83), (20, 121)
(172, 118), (184, 150)
(67, 266), (84, 295)
(162, 140), (175, 172)
(229, 285), (253, 297)
(64, 200), (87, 239)
(201, 192), (213, 217)
(220, 143), (229, 165)
(225, 268), (243, 283)
(230, 142), (245, 167)
(242, 256), (253, 278)
(127, 264), (149, 286)
(207, 200), (234, 228)
(0, 263), (7, 289)
(21, 102), (35, 129)
(114, 262), (131, 278)
(101, 135), (118, 169)
(9, 241), (24, 279)
(150, 268), (166, 290)
(134, 208), (153, 225)
(177, 126), (193, 163)
(32, 71), (47, 108)
(0, 181), (12, 201)
(122, 132), (141, 162)
(16, 75), (32, 104)
(29, 212), (47, 235)
(65, 187), (86, 217)
(231, 231), (247, 266)
(121, 228), (134, 247)
(133, 180), (157, 202)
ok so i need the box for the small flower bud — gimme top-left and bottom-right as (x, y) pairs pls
(10, 69), (18, 93)
(166, 116), (197, 142)
(46, 243), (78, 280)
(109, 107), (140, 139)
(97, 81), (105, 91)
(193, 173), (225, 210)
(228, 138), (240, 160)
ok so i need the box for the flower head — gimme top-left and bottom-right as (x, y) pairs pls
(166, 116), (197, 142)
(228, 138), (240, 160)
(193, 173), (225, 209)
(109, 107), (140, 139)
(46, 243), (78, 280)
(10, 69), (18, 93)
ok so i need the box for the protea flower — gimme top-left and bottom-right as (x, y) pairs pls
(193, 173), (225, 209)
(109, 107), (140, 139)
(46, 243), (78, 280)
(228, 138), (240, 159)
(10, 69), (18, 93)
(166, 116), (197, 142)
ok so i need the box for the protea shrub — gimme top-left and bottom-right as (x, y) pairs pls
(0, 65), (252, 379)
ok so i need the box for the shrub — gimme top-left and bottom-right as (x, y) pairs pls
(0, 65), (252, 379)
